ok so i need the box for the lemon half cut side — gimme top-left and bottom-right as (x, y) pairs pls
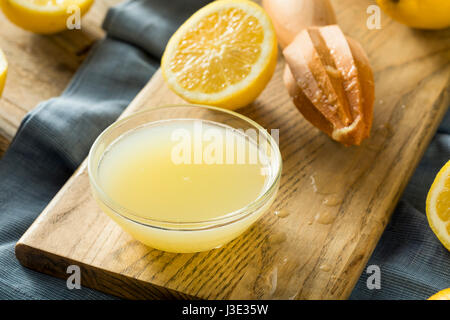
(0, 49), (7, 97)
(0, 0), (94, 34)
(426, 160), (450, 251)
(161, 0), (278, 110)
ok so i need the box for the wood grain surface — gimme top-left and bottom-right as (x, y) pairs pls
(14, 0), (450, 299)
(0, 0), (121, 156)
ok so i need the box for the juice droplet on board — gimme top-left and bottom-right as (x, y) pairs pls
(315, 211), (337, 225)
(319, 264), (332, 272)
(267, 266), (278, 296)
(379, 123), (394, 138)
(322, 195), (343, 207)
(310, 174), (338, 195)
(274, 209), (290, 218)
(270, 232), (287, 245)
(310, 175), (319, 193)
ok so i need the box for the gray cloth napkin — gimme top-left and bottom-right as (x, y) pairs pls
(0, 0), (448, 300)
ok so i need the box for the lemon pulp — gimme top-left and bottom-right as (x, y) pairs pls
(426, 160), (450, 250)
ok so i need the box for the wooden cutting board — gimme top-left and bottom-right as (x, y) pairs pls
(15, 0), (450, 299)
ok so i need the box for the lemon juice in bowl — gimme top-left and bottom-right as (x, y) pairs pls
(88, 105), (281, 253)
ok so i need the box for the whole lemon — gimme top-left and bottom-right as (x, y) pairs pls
(377, 0), (450, 30)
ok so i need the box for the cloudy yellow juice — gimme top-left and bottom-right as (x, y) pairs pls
(93, 119), (277, 253)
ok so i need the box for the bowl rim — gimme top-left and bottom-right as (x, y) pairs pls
(87, 104), (282, 230)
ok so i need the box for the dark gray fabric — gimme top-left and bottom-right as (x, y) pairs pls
(0, 0), (448, 300)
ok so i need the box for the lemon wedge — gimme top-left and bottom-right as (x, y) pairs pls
(0, 49), (7, 97)
(161, 0), (277, 110)
(426, 160), (450, 251)
(428, 288), (450, 300)
(0, 0), (94, 34)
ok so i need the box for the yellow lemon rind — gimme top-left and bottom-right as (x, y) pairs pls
(426, 160), (450, 251)
(0, 0), (94, 34)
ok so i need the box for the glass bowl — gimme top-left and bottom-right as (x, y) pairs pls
(88, 105), (282, 253)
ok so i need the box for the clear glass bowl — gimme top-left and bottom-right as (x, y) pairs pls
(88, 105), (282, 253)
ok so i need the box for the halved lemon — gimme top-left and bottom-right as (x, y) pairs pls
(161, 0), (278, 110)
(0, 49), (7, 97)
(0, 0), (94, 34)
(426, 160), (450, 251)
(428, 288), (450, 300)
